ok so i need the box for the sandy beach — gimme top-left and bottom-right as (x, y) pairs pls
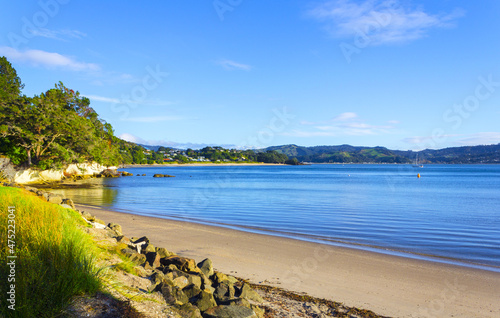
(79, 204), (500, 318)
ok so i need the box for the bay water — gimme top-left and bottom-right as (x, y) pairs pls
(50, 164), (500, 271)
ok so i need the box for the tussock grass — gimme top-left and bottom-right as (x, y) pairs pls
(0, 186), (102, 317)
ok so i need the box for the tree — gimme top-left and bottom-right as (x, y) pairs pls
(0, 56), (24, 101)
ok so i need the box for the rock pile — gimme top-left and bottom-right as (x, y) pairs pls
(153, 174), (176, 178)
(111, 233), (264, 318)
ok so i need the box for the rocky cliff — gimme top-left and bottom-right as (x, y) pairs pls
(0, 158), (116, 184)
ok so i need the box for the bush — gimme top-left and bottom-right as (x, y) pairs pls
(0, 187), (101, 317)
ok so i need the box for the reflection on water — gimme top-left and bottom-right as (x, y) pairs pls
(45, 178), (118, 206)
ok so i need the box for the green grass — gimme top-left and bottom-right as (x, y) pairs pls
(0, 186), (102, 318)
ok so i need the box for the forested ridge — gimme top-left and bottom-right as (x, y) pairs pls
(0, 57), (151, 169)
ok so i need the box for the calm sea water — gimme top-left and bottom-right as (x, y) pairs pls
(50, 164), (500, 271)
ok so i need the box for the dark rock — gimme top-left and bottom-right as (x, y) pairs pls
(121, 171), (133, 176)
(132, 236), (150, 244)
(219, 298), (251, 308)
(194, 290), (217, 312)
(156, 247), (174, 258)
(214, 284), (230, 302)
(145, 252), (161, 268)
(203, 305), (257, 318)
(61, 198), (75, 209)
(161, 256), (198, 273)
(142, 243), (156, 254)
(183, 284), (202, 300)
(177, 303), (203, 318)
(129, 253), (146, 265)
(100, 169), (120, 178)
(213, 272), (229, 285)
(160, 282), (189, 306)
(149, 271), (165, 292)
(153, 174), (175, 178)
(108, 223), (123, 236)
(116, 236), (131, 244)
(198, 258), (214, 278)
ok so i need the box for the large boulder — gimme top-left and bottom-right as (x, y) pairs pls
(156, 247), (174, 258)
(145, 252), (161, 269)
(177, 303), (202, 318)
(161, 256), (198, 273)
(197, 258), (214, 278)
(203, 305), (257, 318)
(160, 282), (189, 306)
(61, 198), (75, 210)
(239, 283), (264, 303)
(99, 169), (120, 178)
(46, 193), (63, 204)
(194, 290), (217, 312)
(107, 223), (123, 236)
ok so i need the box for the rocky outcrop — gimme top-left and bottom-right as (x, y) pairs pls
(13, 162), (117, 184)
(0, 158), (17, 181)
(153, 174), (175, 178)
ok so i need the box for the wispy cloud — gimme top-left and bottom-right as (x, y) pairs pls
(84, 95), (121, 103)
(120, 116), (182, 123)
(28, 28), (87, 41)
(308, 0), (464, 45)
(402, 132), (500, 147)
(83, 94), (175, 107)
(217, 59), (252, 71)
(287, 112), (398, 137)
(0, 46), (99, 71)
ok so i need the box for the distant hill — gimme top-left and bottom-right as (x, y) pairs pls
(393, 144), (500, 164)
(265, 144), (500, 164)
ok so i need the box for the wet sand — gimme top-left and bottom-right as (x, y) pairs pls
(78, 204), (500, 318)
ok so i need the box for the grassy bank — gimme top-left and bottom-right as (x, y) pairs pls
(0, 186), (101, 317)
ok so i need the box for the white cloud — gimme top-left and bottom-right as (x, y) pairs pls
(286, 112), (398, 137)
(308, 0), (464, 45)
(402, 132), (500, 148)
(455, 132), (500, 146)
(121, 116), (182, 123)
(217, 59), (252, 71)
(84, 95), (121, 104)
(28, 28), (87, 41)
(0, 46), (99, 71)
(83, 94), (175, 107)
(119, 133), (143, 144)
(333, 112), (358, 121)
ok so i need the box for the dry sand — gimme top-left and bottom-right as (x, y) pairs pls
(79, 204), (500, 318)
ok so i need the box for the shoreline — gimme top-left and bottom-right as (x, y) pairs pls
(83, 205), (500, 274)
(77, 203), (500, 318)
(120, 162), (286, 168)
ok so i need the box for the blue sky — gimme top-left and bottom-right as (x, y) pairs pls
(1, 0), (500, 150)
